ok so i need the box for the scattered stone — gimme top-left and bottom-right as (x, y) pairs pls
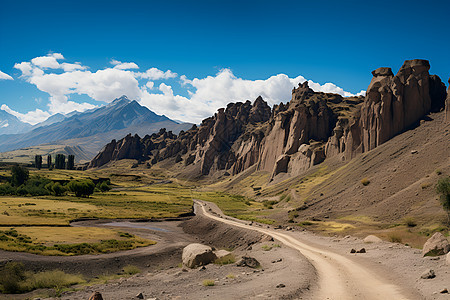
(350, 249), (356, 253)
(136, 292), (144, 299)
(422, 232), (450, 256)
(364, 235), (382, 243)
(271, 258), (282, 263)
(276, 284), (286, 288)
(411, 150), (418, 154)
(440, 288), (449, 294)
(199, 266), (206, 271)
(88, 292), (103, 300)
(237, 256), (260, 268)
(357, 248), (366, 253)
(182, 243), (217, 268)
(420, 269), (436, 279)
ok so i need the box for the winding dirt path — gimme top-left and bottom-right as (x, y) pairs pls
(195, 200), (419, 300)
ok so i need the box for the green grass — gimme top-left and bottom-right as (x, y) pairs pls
(202, 279), (215, 286)
(214, 254), (235, 265)
(122, 265), (140, 275)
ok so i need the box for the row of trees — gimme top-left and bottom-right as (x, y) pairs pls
(34, 154), (75, 170)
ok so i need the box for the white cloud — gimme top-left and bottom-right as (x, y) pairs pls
(12, 53), (364, 125)
(111, 59), (139, 70)
(136, 68), (177, 80)
(0, 70), (13, 80)
(1, 104), (51, 125)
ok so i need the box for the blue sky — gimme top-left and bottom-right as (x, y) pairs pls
(0, 0), (449, 124)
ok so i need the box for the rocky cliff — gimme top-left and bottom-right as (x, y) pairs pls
(89, 59), (448, 180)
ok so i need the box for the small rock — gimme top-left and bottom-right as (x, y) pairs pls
(237, 256), (260, 268)
(446, 252), (450, 265)
(88, 292), (103, 300)
(271, 258), (282, 263)
(199, 266), (206, 271)
(350, 249), (356, 253)
(411, 150), (418, 154)
(136, 292), (144, 299)
(420, 269), (436, 279)
(276, 284), (286, 288)
(357, 248), (366, 253)
(440, 288), (449, 294)
(364, 235), (382, 243)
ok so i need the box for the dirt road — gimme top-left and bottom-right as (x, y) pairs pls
(195, 200), (420, 300)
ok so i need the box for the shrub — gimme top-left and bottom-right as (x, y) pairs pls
(436, 176), (450, 223)
(98, 181), (111, 192)
(388, 233), (402, 243)
(67, 179), (95, 197)
(202, 279), (215, 286)
(22, 270), (84, 291)
(0, 262), (26, 293)
(122, 265), (140, 275)
(361, 178), (370, 186)
(403, 217), (417, 227)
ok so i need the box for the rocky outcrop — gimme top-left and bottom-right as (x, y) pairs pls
(89, 59), (447, 181)
(326, 59), (447, 160)
(182, 243), (217, 268)
(422, 232), (450, 256)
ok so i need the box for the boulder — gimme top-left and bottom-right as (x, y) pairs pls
(237, 256), (260, 268)
(364, 235), (382, 243)
(446, 252), (450, 265)
(422, 232), (450, 256)
(88, 292), (103, 300)
(182, 243), (217, 268)
(420, 269), (436, 279)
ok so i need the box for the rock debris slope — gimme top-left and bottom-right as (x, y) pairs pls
(89, 60), (448, 182)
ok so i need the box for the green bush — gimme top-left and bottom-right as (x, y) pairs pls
(10, 165), (29, 187)
(0, 262), (26, 293)
(67, 179), (95, 197)
(436, 176), (450, 223)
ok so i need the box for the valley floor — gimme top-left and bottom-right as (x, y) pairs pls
(2, 201), (448, 300)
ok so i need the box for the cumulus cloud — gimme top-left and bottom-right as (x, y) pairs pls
(0, 70), (13, 80)
(11, 52), (365, 125)
(136, 68), (177, 80)
(111, 59), (139, 70)
(1, 104), (50, 125)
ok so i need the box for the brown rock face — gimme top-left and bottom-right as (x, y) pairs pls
(326, 59), (447, 160)
(89, 59), (447, 181)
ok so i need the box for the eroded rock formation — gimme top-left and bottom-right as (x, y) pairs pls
(89, 59), (447, 181)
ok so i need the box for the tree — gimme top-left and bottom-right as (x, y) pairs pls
(436, 176), (450, 223)
(68, 179), (95, 197)
(10, 165), (29, 187)
(67, 155), (75, 170)
(47, 155), (52, 169)
(34, 155), (42, 169)
(45, 182), (66, 196)
(55, 154), (66, 169)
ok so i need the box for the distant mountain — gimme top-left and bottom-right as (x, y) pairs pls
(32, 113), (67, 129)
(0, 109), (32, 135)
(0, 96), (192, 159)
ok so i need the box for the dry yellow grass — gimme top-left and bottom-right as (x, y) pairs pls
(14, 227), (124, 245)
(0, 197), (98, 225)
